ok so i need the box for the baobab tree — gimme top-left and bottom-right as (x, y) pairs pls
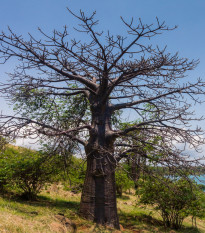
(0, 9), (205, 229)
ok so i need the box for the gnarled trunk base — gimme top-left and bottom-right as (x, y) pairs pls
(79, 154), (119, 229)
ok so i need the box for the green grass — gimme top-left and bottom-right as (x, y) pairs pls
(117, 192), (205, 233)
(0, 185), (204, 232)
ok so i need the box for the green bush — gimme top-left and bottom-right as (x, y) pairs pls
(115, 166), (134, 196)
(62, 156), (86, 193)
(0, 146), (63, 199)
(138, 176), (205, 229)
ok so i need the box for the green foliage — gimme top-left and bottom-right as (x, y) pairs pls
(13, 87), (90, 130)
(0, 147), (63, 199)
(138, 176), (205, 230)
(115, 166), (134, 196)
(0, 137), (8, 151)
(187, 188), (205, 221)
(197, 183), (205, 191)
(62, 156), (86, 193)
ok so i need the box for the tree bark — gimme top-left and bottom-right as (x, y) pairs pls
(79, 153), (119, 229)
(79, 100), (120, 229)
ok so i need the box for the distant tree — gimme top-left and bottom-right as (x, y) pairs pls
(0, 9), (205, 228)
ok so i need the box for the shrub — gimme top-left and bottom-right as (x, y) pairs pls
(0, 146), (63, 199)
(187, 188), (205, 227)
(0, 137), (9, 191)
(62, 157), (86, 193)
(115, 167), (134, 196)
(138, 176), (205, 229)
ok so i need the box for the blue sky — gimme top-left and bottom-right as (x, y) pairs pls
(0, 0), (205, 61)
(0, 0), (205, 149)
(1, 1), (205, 90)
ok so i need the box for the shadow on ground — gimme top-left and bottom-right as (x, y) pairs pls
(1, 192), (80, 216)
(119, 211), (202, 233)
(117, 195), (130, 200)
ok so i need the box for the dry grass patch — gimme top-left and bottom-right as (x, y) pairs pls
(0, 185), (204, 232)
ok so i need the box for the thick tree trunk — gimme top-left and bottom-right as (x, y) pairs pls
(79, 152), (120, 229)
(79, 97), (119, 229)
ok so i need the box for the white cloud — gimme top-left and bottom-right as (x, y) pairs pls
(14, 137), (40, 150)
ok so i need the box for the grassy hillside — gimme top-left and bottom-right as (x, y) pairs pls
(0, 183), (204, 233)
